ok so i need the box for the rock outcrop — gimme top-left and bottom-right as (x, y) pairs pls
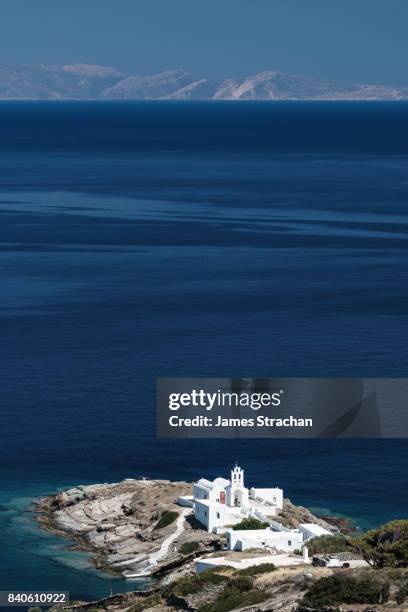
(36, 478), (219, 578)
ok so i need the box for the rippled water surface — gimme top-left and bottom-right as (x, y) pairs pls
(0, 102), (407, 600)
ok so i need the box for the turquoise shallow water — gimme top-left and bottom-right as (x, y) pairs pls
(0, 482), (149, 601)
(0, 102), (408, 601)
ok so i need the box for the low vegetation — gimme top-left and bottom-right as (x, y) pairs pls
(198, 574), (269, 612)
(170, 569), (229, 597)
(165, 567), (272, 612)
(199, 586), (268, 612)
(235, 562), (276, 576)
(138, 568), (408, 612)
(231, 517), (269, 531)
(179, 540), (201, 555)
(154, 510), (179, 530)
(307, 533), (350, 555)
(301, 574), (390, 608)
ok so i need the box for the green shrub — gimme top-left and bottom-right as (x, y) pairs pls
(232, 517), (269, 531)
(199, 586), (268, 612)
(172, 569), (228, 597)
(307, 533), (350, 555)
(354, 520), (408, 568)
(227, 576), (253, 591)
(155, 510), (178, 530)
(171, 568), (269, 612)
(179, 540), (200, 555)
(302, 574), (390, 608)
(236, 563), (276, 576)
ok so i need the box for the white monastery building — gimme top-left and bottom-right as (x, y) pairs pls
(193, 464), (283, 533)
(178, 464), (333, 554)
(227, 521), (332, 553)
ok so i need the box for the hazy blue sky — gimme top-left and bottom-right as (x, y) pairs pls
(0, 0), (407, 84)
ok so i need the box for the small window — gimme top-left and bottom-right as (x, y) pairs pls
(205, 511), (207, 517)
(288, 540), (292, 546)
(217, 512), (220, 519)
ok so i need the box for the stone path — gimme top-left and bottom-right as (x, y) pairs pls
(123, 508), (192, 577)
(149, 508), (192, 567)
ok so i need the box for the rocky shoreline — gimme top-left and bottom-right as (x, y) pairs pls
(36, 478), (405, 612)
(34, 477), (343, 585)
(35, 478), (222, 582)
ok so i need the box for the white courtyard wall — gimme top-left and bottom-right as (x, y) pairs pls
(227, 528), (304, 552)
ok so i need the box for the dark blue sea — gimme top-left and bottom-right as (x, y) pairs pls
(0, 101), (407, 602)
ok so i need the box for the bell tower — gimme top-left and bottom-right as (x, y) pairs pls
(226, 464), (249, 508)
(231, 464), (245, 488)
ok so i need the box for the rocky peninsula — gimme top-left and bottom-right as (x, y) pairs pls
(36, 478), (219, 582)
(35, 477), (339, 583)
(35, 479), (408, 612)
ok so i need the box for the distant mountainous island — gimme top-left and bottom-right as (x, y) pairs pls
(1, 63), (408, 100)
